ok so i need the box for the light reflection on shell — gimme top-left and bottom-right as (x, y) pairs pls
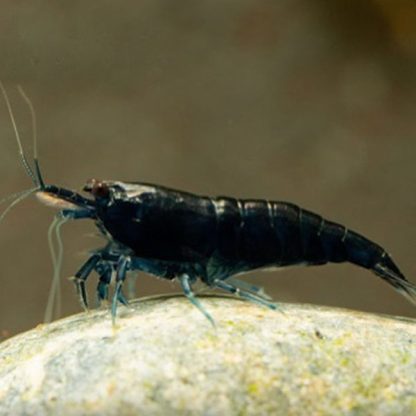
(36, 192), (83, 211)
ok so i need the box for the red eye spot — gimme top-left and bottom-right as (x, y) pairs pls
(93, 182), (110, 198)
(83, 179), (110, 199)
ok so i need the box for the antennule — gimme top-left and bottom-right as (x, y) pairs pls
(17, 85), (45, 189)
(0, 81), (38, 187)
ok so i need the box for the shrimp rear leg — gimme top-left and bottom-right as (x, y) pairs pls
(179, 274), (216, 327)
(226, 277), (272, 301)
(214, 279), (280, 311)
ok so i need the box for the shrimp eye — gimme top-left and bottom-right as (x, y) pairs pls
(93, 182), (110, 198)
(83, 179), (110, 199)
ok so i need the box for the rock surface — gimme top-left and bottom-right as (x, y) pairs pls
(0, 295), (415, 415)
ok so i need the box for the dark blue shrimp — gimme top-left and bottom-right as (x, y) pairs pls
(35, 179), (416, 325)
(2, 83), (415, 326)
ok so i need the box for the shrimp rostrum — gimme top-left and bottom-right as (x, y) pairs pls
(2, 84), (415, 325)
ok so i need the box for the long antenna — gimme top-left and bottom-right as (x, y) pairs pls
(17, 85), (45, 189)
(0, 81), (38, 187)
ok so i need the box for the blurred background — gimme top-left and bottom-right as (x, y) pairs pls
(0, 0), (415, 337)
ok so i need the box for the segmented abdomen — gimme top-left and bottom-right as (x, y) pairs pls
(212, 197), (383, 269)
